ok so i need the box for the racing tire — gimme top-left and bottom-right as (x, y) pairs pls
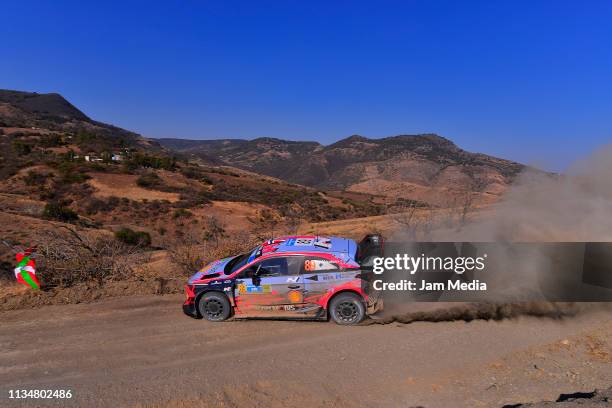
(198, 292), (232, 322)
(329, 292), (365, 325)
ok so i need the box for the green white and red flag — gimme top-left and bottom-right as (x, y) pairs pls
(14, 249), (39, 290)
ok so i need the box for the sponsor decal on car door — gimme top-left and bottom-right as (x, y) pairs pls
(302, 256), (349, 316)
(235, 255), (306, 317)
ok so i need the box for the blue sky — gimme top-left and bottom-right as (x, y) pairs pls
(2, 1), (612, 171)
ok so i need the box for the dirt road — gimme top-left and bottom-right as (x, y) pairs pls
(1, 296), (610, 408)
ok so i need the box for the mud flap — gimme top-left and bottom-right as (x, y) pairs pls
(366, 290), (384, 317)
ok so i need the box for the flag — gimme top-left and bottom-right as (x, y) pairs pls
(14, 251), (39, 290)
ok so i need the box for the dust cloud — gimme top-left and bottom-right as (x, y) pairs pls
(365, 302), (612, 325)
(380, 145), (612, 324)
(436, 144), (612, 242)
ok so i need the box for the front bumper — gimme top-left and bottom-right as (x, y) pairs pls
(183, 284), (200, 318)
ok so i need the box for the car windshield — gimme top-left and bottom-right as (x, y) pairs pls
(223, 245), (263, 275)
(223, 253), (249, 275)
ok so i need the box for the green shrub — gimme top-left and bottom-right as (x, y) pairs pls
(180, 167), (200, 179)
(136, 172), (161, 188)
(115, 227), (151, 247)
(62, 171), (91, 184)
(56, 161), (91, 184)
(173, 208), (193, 218)
(23, 170), (51, 186)
(129, 153), (176, 170)
(180, 167), (213, 185)
(40, 134), (65, 147)
(43, 202), (79, 222)
(12, 140), (32, 156)
(84, 196), (121, 215)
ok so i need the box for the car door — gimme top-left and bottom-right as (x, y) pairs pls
(302, 256), (351, 316)
(234, 255), (305, 317)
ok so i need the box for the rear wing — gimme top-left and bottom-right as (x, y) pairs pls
(355, 234), (384, 265)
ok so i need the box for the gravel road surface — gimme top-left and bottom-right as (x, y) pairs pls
(1, 296), (610, 407)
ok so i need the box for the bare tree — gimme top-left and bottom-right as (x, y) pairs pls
(37, 227), (150, 288)
(203, 215), (226, 247)
(456, 176), (488, 228)
(167, 228), (259, 276)
(392, 201), (420, 240)
(166, 229), (207, 277)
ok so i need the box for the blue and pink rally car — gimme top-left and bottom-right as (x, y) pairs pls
(183, 235), (383, 325)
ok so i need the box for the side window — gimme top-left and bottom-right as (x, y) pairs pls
(256, 256), (304, 277)
(303, 257), (340, 273)
(285, 256), (304, 276)
(238, 256), (304, 278)
(257, 258), (288, 277)
(238, 267), (256, 279)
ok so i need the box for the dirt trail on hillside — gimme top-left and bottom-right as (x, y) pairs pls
(0, 296), (610, 408)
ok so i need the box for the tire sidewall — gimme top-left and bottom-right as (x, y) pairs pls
(198, 292), (232, 322)
(329, 293), (365, 325)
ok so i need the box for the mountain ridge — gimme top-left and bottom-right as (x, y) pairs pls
(0, 89), (92, 122)
(0, 89), (159, 151)
(0, 90), (390, 249)
(158, 133), (528, 205)
(0, 89), (534, 207)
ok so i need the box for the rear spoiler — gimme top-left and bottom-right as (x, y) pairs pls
(356, 234), (384, 264)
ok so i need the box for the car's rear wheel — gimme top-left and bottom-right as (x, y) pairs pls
(198, 292), (231, 322)
(329, 292), (365, 325)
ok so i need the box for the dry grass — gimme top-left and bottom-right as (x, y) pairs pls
(166, 230), (258, 276)
(299, 205), (492, 239)
(88, 172), (180, 202)
(37, 227), (151, 288)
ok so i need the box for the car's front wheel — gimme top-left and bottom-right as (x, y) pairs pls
(329, 292), (365, 325)
(198, 292), (232, 322)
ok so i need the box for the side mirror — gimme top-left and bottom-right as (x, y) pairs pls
(252, 275), (261, 286)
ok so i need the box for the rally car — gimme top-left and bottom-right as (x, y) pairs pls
(183, 235), (383, 325)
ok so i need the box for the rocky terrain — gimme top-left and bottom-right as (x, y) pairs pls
(159, 133), (530, 206)
(0, 90), (387, 244)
